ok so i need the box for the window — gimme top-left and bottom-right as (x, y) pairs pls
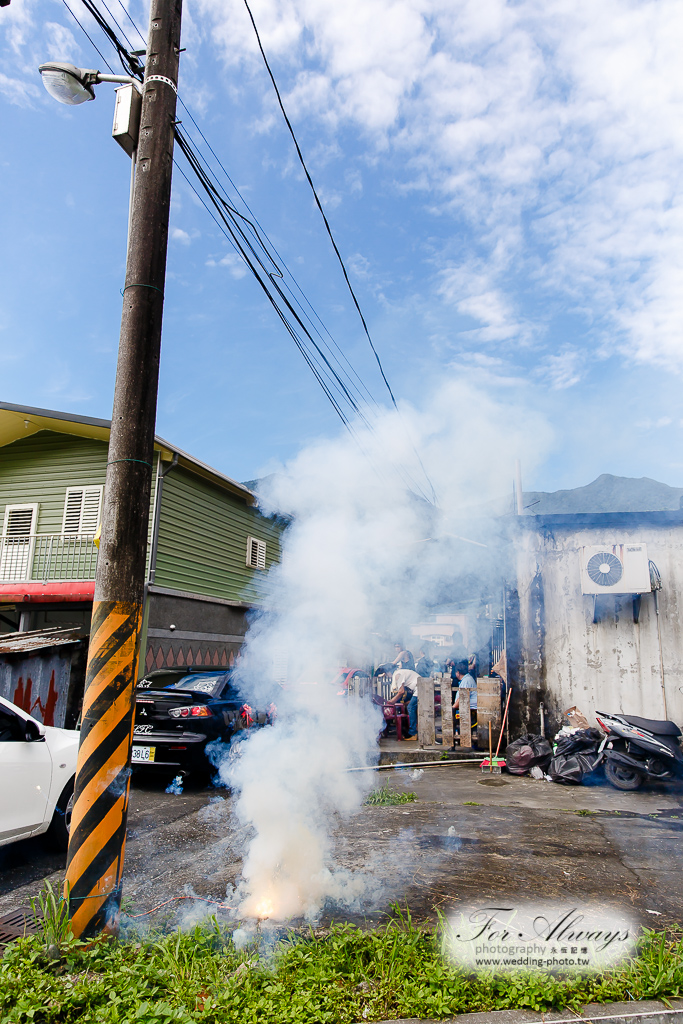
(0, 504), (38, 581)
(246, 536), (266, 570)
(62, 487), (103, 534)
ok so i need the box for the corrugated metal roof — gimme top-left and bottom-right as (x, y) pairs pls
(0, 627), (87, 654)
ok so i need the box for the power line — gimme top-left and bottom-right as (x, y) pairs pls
(241, 0), (438, 504)
(77, 0), (143, 77)
(115, 0), (146, 46)
(67, 0), (436, 502)
(172, 126), (434, 501)
(175, 95), (379, 410)
(60, 0), (116, 72)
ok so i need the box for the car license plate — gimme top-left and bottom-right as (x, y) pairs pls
(131, 746), (155, 763)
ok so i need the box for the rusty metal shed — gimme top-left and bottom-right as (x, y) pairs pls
(0, 627), (88, 729)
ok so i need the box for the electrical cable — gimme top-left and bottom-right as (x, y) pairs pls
(103, 8), (378, 419)
(77, 0), (144, 77)
(175, 127), (434, 500)
(173, 128), (372, 434)
(175, 95), (379, 411)
(96, 0), (138, 54)
(115, 0), (147, 47)
(69, 0), (435, 501)
(60, 0), (116, 72)
(241, 0), (438, 505)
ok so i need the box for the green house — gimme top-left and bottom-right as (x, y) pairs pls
(0, 401), (286, 679)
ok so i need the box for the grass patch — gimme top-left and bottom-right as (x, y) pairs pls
(364, 784), (416, 805)
(576, 810), (596, 817)
(463, 801), (480, 806)
(2, 916), (683, 1023)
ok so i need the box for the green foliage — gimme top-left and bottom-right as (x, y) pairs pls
(364, 785), (416, 805)
(1, 918), (683, 1024)
(29, 881), (73, 948)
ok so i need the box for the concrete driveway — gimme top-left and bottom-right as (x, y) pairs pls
(1, 763), (681, 928)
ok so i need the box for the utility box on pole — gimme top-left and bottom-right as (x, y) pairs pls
(64, 0), (182, 939)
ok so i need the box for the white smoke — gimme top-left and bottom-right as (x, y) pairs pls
(215, 376), (550, 922)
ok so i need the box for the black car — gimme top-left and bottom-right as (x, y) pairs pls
(131, 668), (273, 778)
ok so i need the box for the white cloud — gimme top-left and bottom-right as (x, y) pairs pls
(171, 227), (192, 245)
(196, 0), (683, 372)
(536, 347), (583, 390)
(206, 251), (248, 278)
(0, 71), (39, 107)
(636, 416), (673, 429)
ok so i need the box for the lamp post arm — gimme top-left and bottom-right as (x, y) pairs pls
(96, 73), (143, 91)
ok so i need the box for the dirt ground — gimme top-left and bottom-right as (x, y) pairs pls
(1, 762), (682, 930)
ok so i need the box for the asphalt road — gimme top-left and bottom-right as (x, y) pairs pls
(2, 766), (682, 929)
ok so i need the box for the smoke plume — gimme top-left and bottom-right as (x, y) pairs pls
(215, 376), (549, 921)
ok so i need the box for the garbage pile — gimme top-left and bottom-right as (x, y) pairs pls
(548, 726), (603, 784)
(505, 721), (603, 785)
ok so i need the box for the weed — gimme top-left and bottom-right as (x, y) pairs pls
(576, 809), (596, 816)
(365, 785), (417, 805)
(29, 880), (72, 947)
(463, 801), (480, 805)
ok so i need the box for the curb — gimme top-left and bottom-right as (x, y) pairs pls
(371, 999), (683, 1024)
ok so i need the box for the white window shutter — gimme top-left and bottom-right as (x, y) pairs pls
(81, 488), (103, 533)
(63, 487), (102, 534)
(4, 506), (37, 537)
(246, 536), (266, 570)
(63, 489), (84, 533)
(0, 505), (38, 581)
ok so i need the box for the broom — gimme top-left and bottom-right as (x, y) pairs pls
(480, 685), (512, 773)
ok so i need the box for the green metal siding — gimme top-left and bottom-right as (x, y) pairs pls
(154, 466), (283, 604)
(0, 429), (282, 601)
(0, 430), (158, 574)
(0, 431), (108, 533)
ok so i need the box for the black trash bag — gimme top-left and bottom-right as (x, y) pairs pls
(505, 734), (553, 775)
(549, 751), (601, 785)
(553, 728), (603, 757)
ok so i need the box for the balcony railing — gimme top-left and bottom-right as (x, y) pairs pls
(0, 533), (98, 583)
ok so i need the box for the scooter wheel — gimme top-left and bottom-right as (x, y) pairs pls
(605, 759), (643, 791)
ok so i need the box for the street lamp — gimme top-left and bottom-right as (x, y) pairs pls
(38, 62), (139, 104)
(39, 63), (142, 157)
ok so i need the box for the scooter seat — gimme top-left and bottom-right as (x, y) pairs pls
(622, 715), (681, 737)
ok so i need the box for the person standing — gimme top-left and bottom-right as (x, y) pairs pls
(392, 644), (415, 672)
(452, 660), (477, 745)
(414, 648), (433, 677)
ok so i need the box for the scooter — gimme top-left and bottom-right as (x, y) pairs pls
(595, 710), (683, 790)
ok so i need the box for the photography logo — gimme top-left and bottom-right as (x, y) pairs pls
(446, 904), (635, 972)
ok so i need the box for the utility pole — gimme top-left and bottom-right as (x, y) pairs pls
(64, 0), (182, 939)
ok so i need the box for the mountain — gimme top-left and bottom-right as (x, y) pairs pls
(521, 474), (683, 515)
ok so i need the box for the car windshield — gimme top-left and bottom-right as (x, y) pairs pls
(163, 674), (227, 697)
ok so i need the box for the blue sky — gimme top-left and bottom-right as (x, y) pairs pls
(1, 0), (682, 493)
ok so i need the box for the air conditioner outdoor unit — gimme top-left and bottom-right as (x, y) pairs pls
(580, 543), (651, 595)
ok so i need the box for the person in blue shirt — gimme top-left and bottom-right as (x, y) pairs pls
(452, 661), (477, 712)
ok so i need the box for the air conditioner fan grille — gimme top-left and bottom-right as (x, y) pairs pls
(586, 551), (623, 587)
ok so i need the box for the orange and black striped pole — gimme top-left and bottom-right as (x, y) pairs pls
(64, 0), (182, 938)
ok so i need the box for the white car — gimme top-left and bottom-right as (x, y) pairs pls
(0, 695), (79, 850)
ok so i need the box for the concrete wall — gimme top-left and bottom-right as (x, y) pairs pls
(515, 519), (683, 732)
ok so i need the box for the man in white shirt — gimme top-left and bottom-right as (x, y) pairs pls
(387, 669), (420, 739)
